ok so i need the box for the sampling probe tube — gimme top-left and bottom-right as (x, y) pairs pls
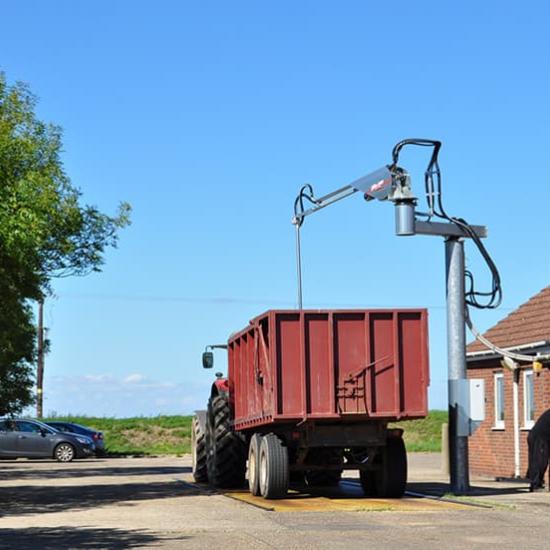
(295, 223), (303, 310)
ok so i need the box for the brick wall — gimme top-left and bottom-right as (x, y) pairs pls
(467, 361), (549, 478)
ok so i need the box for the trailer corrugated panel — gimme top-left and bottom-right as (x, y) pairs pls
(228, 309), (429, 431)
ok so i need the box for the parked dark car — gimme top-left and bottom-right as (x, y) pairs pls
(45, 421), (105, 456)
(0, 418), (95, 462)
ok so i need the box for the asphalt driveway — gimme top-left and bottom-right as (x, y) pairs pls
(0, 454), (549, 549)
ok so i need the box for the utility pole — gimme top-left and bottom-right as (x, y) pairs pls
(445, 237), (469, 494)
(36, 300), (44, 419)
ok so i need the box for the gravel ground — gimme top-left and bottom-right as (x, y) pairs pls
(1, 453), (549, 549)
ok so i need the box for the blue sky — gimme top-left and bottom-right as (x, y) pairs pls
(2, 1), (549, 416)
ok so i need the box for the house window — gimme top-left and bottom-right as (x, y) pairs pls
(523, 369), (535, 429)
(494, 372), (505, 429)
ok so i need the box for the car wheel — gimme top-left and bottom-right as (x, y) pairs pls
(54, 443), (75, 462)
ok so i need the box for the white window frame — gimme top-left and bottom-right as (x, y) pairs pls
(523, 369), (535, 429)
(493, 372), (505, 429)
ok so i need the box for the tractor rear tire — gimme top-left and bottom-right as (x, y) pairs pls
(247, 433), (262, 496)
(258, 434), (289, 499)
(191, 416), (208, 482)
(206, 394), (246, 488)
(375, 437), (407, 498)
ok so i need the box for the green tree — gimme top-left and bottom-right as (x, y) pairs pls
(0, 73), (131, 415)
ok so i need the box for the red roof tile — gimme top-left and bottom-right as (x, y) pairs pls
(467, 285), (550, 353)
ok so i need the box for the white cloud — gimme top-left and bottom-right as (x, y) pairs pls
(83, 374), (112, 383)
(42, 373), (210, 417)
(123, 373), (145, 384)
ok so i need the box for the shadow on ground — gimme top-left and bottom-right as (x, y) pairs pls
(0, 526), (187, 549)
(0, 480), (213, 518)
(0, 465), (191, 480)
(289, 478), (532, 500)
(407, 481), (530, 497)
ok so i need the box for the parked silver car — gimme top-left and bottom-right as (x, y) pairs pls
(0, 418), (95, 462)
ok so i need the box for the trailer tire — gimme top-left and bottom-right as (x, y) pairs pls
(289, 471), (306, 485)
(258, 434), (289, 499)
(191, 416), (208, 482)
(359, 469), (377, 496)
(206, 394), (246, 488)
(305, 449), (343, 487)
(305, 469), (342, 487)
(248, 433), (262, 496)
(376, 437), (407, 498)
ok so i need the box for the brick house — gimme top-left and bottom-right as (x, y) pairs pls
(466, 285), (550, 479)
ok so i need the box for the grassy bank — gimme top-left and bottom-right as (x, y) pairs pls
(44, 415), (192, 456)
(45, 410), (447, 456)
(391, 410), (448, 452)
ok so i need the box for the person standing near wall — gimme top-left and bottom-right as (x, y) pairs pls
(527, 409), (550, 492)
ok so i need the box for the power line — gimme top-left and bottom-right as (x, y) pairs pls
(55, 292), (515, 311)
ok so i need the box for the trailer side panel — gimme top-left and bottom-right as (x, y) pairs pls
(229, 309), (428, 431)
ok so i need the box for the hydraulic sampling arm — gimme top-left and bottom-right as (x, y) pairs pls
(291, 138), (548, 494)
(291, 138), (550, 364)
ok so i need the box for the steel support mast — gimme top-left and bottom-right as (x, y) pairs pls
(445, 237), (469, 494)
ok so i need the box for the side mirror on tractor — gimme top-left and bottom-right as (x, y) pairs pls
(202, 351), (214, 369)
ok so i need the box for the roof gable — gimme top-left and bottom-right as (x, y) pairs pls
(467, 285), (550, 353)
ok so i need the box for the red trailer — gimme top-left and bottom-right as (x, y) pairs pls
(192, 309), (429, 499)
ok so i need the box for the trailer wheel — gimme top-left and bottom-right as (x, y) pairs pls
(206, 394), (246, 488)
(359, 469), (377, 496)
(376, 437), (407, 498)
(305, 469), (342, 487)
(289, 471), (306, 486)
(258, 434), (289, 499)
(191, 416), (208, 482)
(247, 433), (262, 496)
(305, 449), (343, 486)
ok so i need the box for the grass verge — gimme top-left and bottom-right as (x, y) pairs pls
(390, 410), (448, 452)
(44, 410), (447, 456)
(43, 415), (192, 456)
